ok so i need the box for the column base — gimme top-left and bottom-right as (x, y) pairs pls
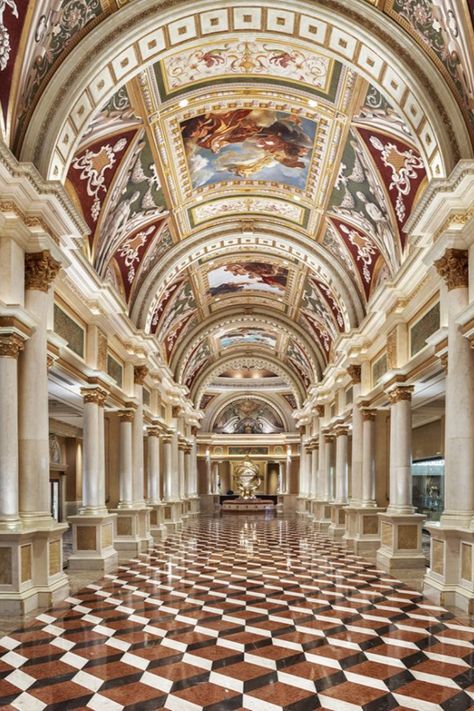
(328, 503), (348, 540)
(423, 525), (474, 615)
(68, 513), (118, 573)
(149, 503), (167, 539)
(0, 523), (70, 616)
(296, 496), (307, 515)
(312, 500), (332, 532)
(110, 507), (153, 558)
(343, 506), (385, 555)
(376, 512), (426, 575)
(188, 496), (200, 516)
(163, 501), (183, 529)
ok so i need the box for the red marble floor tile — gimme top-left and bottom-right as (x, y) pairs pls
(27, 680), (94, 706)
(244, 680), (319, 710)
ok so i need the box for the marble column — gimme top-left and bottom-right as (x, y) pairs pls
(117, 409), (134, 509)
(212, 461), (220, 495)
(425, 249), (474, 612)
(347, 409), (384, 555)
(188, 439), (200, 515)
(69, 386), (118, 572)
(343, 367), (363, 546)
(309, 442), (319, 518)
(147, 426), (165, 537)
(132, 366), (147, 507)
(377, 385), (425, 574)
(328, 426), (349, 539)
(19, 252), (61, 523)
(16, 251), (70, 611)
(314, 432), (333, 531)
(0, 334), (24, 527)
(178, 439), (187, 517)
(162, 433), (181, 528)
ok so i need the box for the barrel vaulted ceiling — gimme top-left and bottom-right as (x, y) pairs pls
(1, 0), (473, 415)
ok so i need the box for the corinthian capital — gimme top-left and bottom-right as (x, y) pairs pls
(347, 364), (361, 384)
(435, 249), (468, 291)
(81, 387), (108, 406)
(134, 365), (149, 385)
(25, 251), (61, 292)
(0, 333), (24, 358)
(387, 385), (414, 404)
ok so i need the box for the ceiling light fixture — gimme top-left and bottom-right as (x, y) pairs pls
(179, 99), (189, 108)
(308, 99), (317, 108)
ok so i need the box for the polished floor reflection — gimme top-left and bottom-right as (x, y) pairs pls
(1, 516), (474, 710)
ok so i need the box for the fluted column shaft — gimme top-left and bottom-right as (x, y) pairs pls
(19, 251), (61, 521)
(132, 366), (148, 507)
(311, 445), (319, 498)
(387, 387), (414, 514)
(361, 409), (377, 506)
(118, 410), (134, 508)
(334, 427), (349, 504)
(184, 446), (192, 498)
(147, 428), (161, 504)
(178, 443), (186, 500)
(162, 436), (173, 501)
(435, 250), (474, 525)
(350, 379), (363, 506)
(81, 388), (108, 514)
(0, 335), (24, 523)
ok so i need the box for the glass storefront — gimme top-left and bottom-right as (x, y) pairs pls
(412, 458), (444, 521)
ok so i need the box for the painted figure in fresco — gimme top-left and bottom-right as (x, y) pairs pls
(182, 108), (313, 181)
(208, 262), (288, 296)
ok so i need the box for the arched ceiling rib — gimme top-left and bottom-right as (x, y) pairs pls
(2, 0), (473, 416)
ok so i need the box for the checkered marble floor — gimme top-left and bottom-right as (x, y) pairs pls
(1, 516), (474, 711)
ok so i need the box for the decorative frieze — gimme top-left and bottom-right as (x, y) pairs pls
(435, 248), (468, 291)
(25, 251), (61, 292)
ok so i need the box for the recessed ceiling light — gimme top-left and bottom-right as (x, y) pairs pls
(179, 99), (189, 108)
(308, 99), (317, 108)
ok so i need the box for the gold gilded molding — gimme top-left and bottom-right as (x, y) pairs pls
(0, 333), (24, 358)
(81, 387), (108, 406)
(25, 251), (61, 292)
(134, 365), (149, 385)
(387, 385), (414, 403)
(147, 426), (160, 437)
(118, 408), (135, 423)
(435, 249), (468, 291)
(361, 408), (377, 421)
(347, 364), (361, 384)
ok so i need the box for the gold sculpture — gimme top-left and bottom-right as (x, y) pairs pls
(234, 457), (262, 499)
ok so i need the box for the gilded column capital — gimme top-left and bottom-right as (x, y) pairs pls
(315, 404), (325, 418)
(161, 434), (173, 444)
(0, 333), (24, 358)
(387, 385), (414, 404)
(147, 426), (161, 437)
(434, 248), (468, 291)
(118, 408), (135, 423)
(347, 364), (361, 384)
(25, 251), (61, 292)
(361, 408), (377, 421)
(134, 365), (149, 385)
(334, 425), (349, 437)
(81, 387), (108, 407)
(324, 432), (335, 443)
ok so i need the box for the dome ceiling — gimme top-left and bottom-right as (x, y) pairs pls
(1, 0), (473, 419)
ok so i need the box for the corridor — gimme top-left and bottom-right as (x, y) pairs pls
(0, 516), (473, 711)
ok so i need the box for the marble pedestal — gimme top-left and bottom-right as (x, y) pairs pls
(68, 513), (118, 573)
(181, 499), (192, 519)
(376, 512), (425, 574)
(423, 525), (474, 615)
(189, 496), (200, 516)
(149, 504), (166, 539)
(0, 524), (70, 615)
(163, 501), (183, 529)
(312, 501), (332, 532)
(296, 497), (307, 515)
(110, 507), (153, 559)
(328, 503), (347, 540)
(343, 507), (385, 556)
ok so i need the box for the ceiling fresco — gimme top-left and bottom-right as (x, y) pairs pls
(1, 0), (473, 420)
(212, 398), (285, 435)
